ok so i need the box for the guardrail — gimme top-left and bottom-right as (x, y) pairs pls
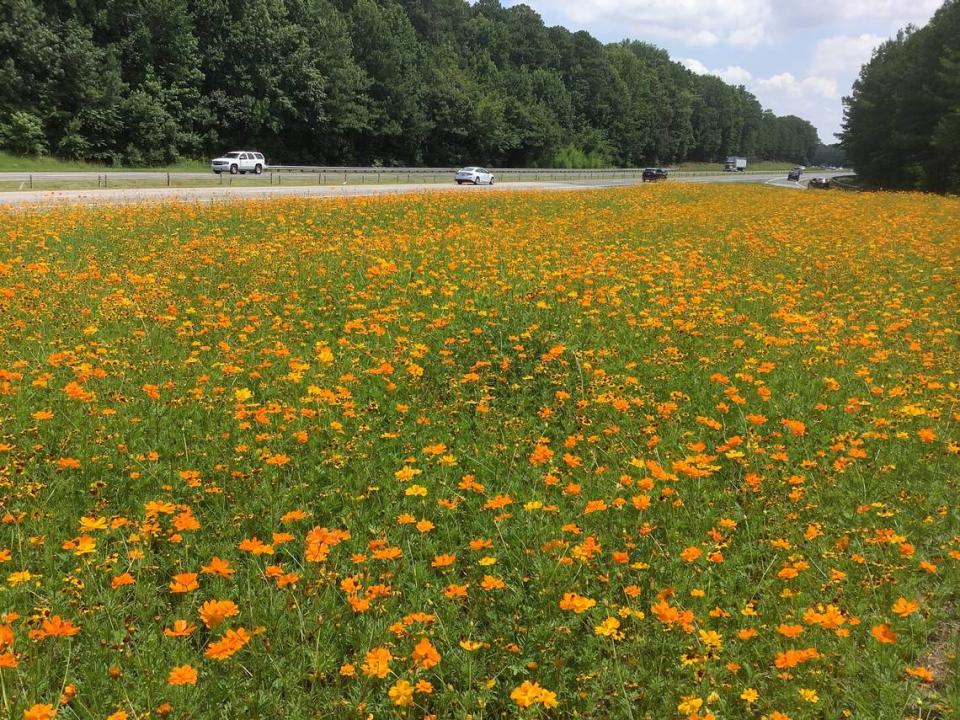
(0, 167), (800, 192)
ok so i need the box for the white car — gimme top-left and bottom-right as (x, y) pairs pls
(455, 167), (495, 185)
(211, 151), (267, 175)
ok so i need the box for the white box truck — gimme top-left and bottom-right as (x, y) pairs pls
(724, 156), (747, 172)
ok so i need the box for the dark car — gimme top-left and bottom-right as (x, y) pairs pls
(642, 168), (668, 182)
(787, 168), (802, 181)
(808, 177), (831, 189)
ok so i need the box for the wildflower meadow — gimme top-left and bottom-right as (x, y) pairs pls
(1, 184), (958, 719)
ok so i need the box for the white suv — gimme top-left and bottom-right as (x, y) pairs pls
(211, 151), (267, 175)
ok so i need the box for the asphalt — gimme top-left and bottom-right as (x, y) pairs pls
(0, 171), (849, 207)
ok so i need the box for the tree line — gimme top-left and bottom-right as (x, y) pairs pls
(841, 0), (960, 192)
(0, 0), (821, 168)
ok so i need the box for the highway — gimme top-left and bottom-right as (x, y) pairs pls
(0, 171), (850, 206)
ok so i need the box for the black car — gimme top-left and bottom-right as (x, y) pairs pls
(808, 177), (831, 189)
(642, 168), (668, 182)
(787, 168), (802, 181)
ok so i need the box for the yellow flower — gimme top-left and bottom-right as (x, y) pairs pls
(677, 696), (703, 714)
(388, 679), (414, 707)
(594, 617), (623, 639)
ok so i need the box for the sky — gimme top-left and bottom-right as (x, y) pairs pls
(502, 0), (945, 143)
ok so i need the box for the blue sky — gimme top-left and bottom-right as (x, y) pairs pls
(502, 0), (944, 142)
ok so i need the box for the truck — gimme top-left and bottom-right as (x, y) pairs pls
(724, 156), (747, 172)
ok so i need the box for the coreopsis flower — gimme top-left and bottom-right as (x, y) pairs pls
(361, 647), (392, 678)
(204, 627), (251, 660)
(411, 637), (441, 669)
(41, 616), (79, 638)
(870, 624), (897, 644)
(388, 679), (414, 707)
(558, 592), (595, 613)
(510, 681), (558, 709)
(23, 705), (56, 720)
(163, 620), (197, 638)
(891, 597), (920, 617)
(169, 573), (199, 593)
(198, 600), (240, 629)
(167, 665), (198, 685)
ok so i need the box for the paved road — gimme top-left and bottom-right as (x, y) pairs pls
(0, 171), (850, 207)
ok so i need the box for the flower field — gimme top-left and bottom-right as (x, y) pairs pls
(1, 184), (958, 719)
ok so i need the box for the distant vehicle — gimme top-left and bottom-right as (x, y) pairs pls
(724, 156), (747, 172)
(455, 167), (495, 185)
(808, 177), (831, 189)
(787, 168), (802, 181)
(211, 151), (267, 175)
(642, 168), (669, 182)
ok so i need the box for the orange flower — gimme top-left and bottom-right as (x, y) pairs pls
(679, 546), (702, 562)
(891, 597), (919, 617)
(510, 681), (558, 709)
(41, 615), (79, 638)
(559, 592), (596, 613)
(204, 627), (251, 660)
(198, 600), (240, 629)
(411, 637), (441, 669)
(777, 624), (804, 638)
(23, 705), (56, 720)
(870, 624), (897, 644)
(361, 646), (392, 678)
(905, 666), (933, 682)
(163, 619), (197, 638)
(167, 664), (198, 685)
(169, 573), (199, 593)
(111, 573), (135, 589)
(200, 556), (235, 578)
(480, 575), (505, 591)
(781, 419), (806, 436)
(774, 647), (821, 669)
(529, 443), (554, 466)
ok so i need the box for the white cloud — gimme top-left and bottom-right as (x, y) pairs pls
(681, 58), (710, 74)
(542, 0), (773, 47)
(756, 72), (837, 100)
(516, 0), (941, 48)
(809, 33), (885, 79)
(716, 65), (753, 85)
(682, 59), (754, 85)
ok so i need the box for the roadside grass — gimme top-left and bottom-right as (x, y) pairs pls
(0, 173), (459, 193)
(0, 185), (957, 720)
(0, 152), (208, 173)
(0, 170), (642, 193)
(671, 162), (835, 172)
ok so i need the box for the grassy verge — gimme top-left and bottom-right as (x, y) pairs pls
(0, 152), (208, 172)
(1, 184), (957, 719)
(830, 174), (866, 191)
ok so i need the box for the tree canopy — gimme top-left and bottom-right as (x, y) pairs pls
(841, 0), (960, 192)
(0, 0), (821, 166)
